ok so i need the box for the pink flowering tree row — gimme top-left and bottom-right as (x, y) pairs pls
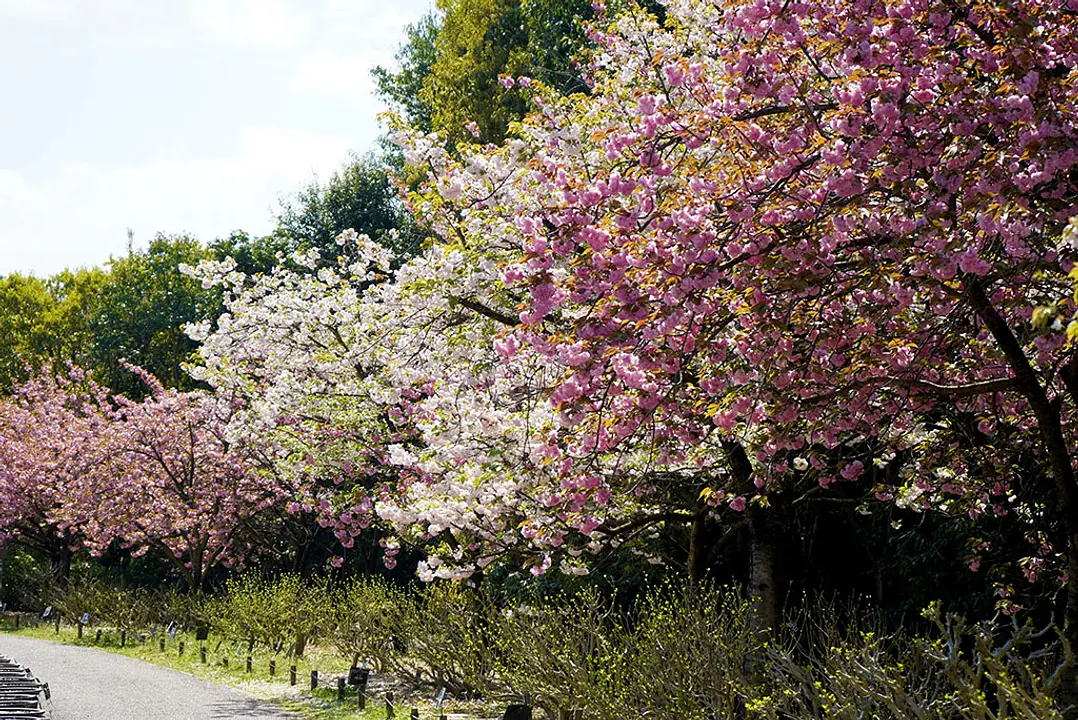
(0, 366), (281, 591)
(0, 370), (109, 583)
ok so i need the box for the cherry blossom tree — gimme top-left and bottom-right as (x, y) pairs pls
(57, 368), (281, 591)
(0, 369), (110, 584)
(188, 9), (1078, 709)
(186, 231), (558, 577)
(184, 240), (411, 570)
(391, 0), (1078, 699)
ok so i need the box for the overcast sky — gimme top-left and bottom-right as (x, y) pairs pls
(0, 0), (433, 277)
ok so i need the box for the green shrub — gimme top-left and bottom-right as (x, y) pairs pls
(396, 582), (498, 697)
(760, 601), (1067, 720)
(607, 584), (764, 720)
(46, 579), (162, 634)
(1, 548), (51, 611)
(329, 576), (407, 672)
(493, 587), (622, 717)
(220, 574), (332, 656)
(30, 572), (1070, 718)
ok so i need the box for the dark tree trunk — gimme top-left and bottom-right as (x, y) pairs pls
(293, 632), (308, 658)
(687, 511), (709, 584)
(49, 546), (72, 589)
(968, 281), (1078, 715)
(746, 503), (783, 634)
(723, 440), (788, 634)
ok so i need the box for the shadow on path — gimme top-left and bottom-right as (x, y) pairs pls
(209, 698), (296, 718)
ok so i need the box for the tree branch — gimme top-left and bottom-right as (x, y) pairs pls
(451, 296), (519, 327)
(899, 377), (1019, 397)
(733, 102), (837, 122)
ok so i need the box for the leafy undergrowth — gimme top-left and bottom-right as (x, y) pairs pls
(0, 617), (492, 720)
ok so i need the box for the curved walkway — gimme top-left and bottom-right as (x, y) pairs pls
(0, 634), (299, 720)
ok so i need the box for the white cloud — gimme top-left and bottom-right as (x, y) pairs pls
(0, 126), (354, 276)
(0, 170), (46, 215)
(290, 52), (380, 107)
(0, 0), (434, 276)
(186, 0), (311, 48)
(0, 0), (65, 22)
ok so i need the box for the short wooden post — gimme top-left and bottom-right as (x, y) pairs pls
(385, 691), (395, 718)
(290, 665), (297, 686)
(246, 656), (252, 673)
(201, 646), (207, 664)
(178, 640), (185, 655)
(54, 614), (60, 634)
(77, 623), (83, 640)
(120, 630), (126, 647)
(337, 677), (345, 701)
(269, 659), (276, 677)
(159, 637), (165, 652)
(358, 690), (366, 710)
(310, 670), (318, 690)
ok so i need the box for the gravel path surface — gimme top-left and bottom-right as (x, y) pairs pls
(0, 634), (301, 720)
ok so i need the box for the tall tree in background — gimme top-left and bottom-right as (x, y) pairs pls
(421, 0), (533, 145)
(211, 231), (293, 278)
(373, 12), (440, 135)
(272, 153), (424, 264)
(375, 0), (599, 145)
(86, 236), (219, 397)
(0, 270), (103, 393)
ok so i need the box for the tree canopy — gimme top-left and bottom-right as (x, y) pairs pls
(5, 0), (1078, 710)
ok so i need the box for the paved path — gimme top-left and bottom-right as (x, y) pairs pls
(0, 634), (300, 720)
